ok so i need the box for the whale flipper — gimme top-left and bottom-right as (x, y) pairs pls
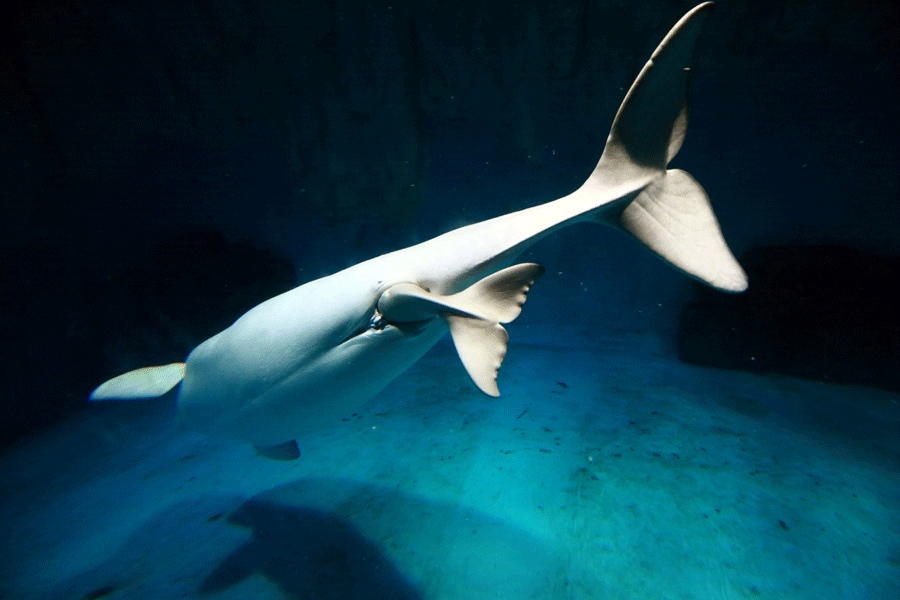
(89, 363), (186, 400)
(378, 263), (545, 396)
(444, 316), (509, 397)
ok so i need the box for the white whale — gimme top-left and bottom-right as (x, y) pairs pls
(90, 3), (746, 460)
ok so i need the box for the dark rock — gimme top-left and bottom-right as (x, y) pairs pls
(678, 245), (900, 392)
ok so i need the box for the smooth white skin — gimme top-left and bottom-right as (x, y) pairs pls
(175, 3), (745, 447)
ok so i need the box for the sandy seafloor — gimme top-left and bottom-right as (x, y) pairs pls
(1, 327), (898, 600)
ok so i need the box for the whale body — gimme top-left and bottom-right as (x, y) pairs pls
(90, 3), (746, 460)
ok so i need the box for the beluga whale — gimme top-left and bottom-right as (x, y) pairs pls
(90, 2), (746, 460)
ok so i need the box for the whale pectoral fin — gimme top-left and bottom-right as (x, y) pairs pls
(254, 440), (300, 461)
(89, 363), (186, 400)
(452, 263), (545, 323)
(617, 169), (748, 293)
(443, 263), (545, 395)
(377, 263), (545, 396)
(377, 263), (545, 325)
(443, 263), (544, 395)
(445, 316), (508, 397)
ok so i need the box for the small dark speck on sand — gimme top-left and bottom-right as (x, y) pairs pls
(778, 520), (789, 530)
(556, 382), (568, 388)
(207, 513), (224, 523)
(80, 586), (116, 600)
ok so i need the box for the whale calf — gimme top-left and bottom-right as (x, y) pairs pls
(91, 3), (746, 460)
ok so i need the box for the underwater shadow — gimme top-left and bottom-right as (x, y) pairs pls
(206, 477), (579, 599)
(198, 498), (421, 599)
(35, 491), (421, 600)
(39, 478), (584, 599)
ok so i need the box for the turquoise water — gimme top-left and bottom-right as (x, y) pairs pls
(2, 335), (897, 599)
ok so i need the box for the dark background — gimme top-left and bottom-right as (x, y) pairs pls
(2, 0), (898, 446)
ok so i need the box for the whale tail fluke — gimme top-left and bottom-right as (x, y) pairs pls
(582, 2), (747, 292)
(615, 169), (748, 292)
